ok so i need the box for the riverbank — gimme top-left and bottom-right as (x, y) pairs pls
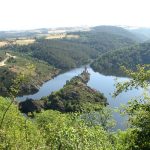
(17, 66), (143, 130)
(19, 69), (108, 114)
(0, 51), (60, 96)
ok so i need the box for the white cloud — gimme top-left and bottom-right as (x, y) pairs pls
(0, 0), (150, 30)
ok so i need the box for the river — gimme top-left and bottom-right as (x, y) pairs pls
(18, 66), (143, 130)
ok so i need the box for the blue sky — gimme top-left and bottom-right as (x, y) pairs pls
(0, 0), (150, 31)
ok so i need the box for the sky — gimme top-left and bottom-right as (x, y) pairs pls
(0, 0), (150, 31)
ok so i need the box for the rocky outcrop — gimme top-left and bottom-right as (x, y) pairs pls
(19, 70), (108, 114)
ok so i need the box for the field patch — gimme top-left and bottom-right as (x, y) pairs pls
(14, 39), (35, 45)
(0, 41), (8, 47)
(45, 33), (79, 39)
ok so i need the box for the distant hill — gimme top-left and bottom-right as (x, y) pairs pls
(0, 25), (140, 75)
(92, 25), (141, 42)
(0, 25), (142, 42)
(0, 26), (90, 39)
(0, 28), (52, 39)
(129, 27), (150, 41)
(91, 42), (150, 76)
(66, 30), (136, 54)
(1, 27), (137, 70)
(3, 39), (98, 70)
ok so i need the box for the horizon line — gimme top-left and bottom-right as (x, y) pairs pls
(0, 24), (149, 32)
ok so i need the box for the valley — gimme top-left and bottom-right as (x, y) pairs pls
(0, 25), (139, 97)
(18, 66), (143, 130)
(0, 25), (150, 150)
(0, 51), (59, 96)
(0, 25), (149, 99)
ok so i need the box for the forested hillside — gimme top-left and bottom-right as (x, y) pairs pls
(19, 70), (107, 113)
(1, 0), (150, 147)
(66, 29), (136, 53)
(0, 26), (140, 97)
(92, 25), (141, 41)
(0, 51), (59, 96)
(91, 42), (150, 75)
(2, 39), (98, 70)
(0, 26), (150, 149)
(0, 65), (150, 149)
(1, 27), (137, 71)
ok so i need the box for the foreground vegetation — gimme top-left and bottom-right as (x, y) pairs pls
(0, 96), (115, 150)
(0, 65), (149, 149)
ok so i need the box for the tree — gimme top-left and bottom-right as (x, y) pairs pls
(114, 65), (150, 150)
(0, 63), (35, 128)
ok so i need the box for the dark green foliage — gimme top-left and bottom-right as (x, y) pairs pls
(19, 71), (107, 114)
(0, 96), (114, 150)
(66, 31), (136, 54)
(35, 110), (114, 150)
(4, 39), (98, 70)
(1, 26), (150, 149)
(91, 42), (150, 76)
(0, 67), (15, 94)
(1, 65), (150, 149)
(0, 97), (46, 149)
(19, 99), (47, 114)
(0, 51), (59, 96)
(48, 71), (107, 112)
(1, 27), (137, 71)
(113, 65), (150, 150)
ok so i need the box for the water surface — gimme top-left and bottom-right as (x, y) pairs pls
(18, 66), (143, 129)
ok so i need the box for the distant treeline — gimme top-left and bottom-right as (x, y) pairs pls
(1, 28), (136, 70)
(91, 42), (150, 76)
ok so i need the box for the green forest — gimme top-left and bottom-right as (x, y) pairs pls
(0, 27), (141, 97)
(19, 70), (107, 113)
(2, 39), (97, 70)
(0, 65), (150, 149)
(91, 42), (150, 76)
(0, 26), (150, 149)
(1, 27), (137, 70)
(0, 51), (59, 96)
